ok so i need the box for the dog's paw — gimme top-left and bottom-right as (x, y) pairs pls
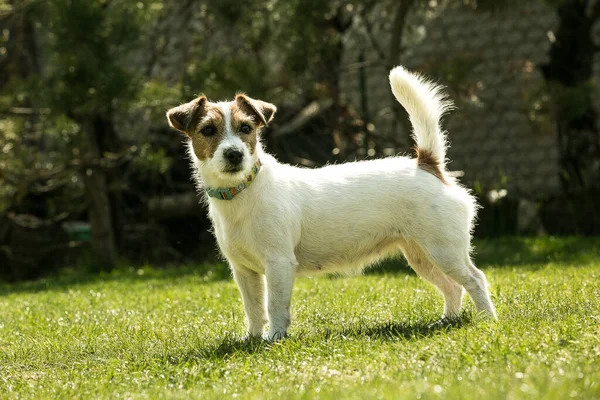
(242, 332), (263, 342)
(475, 309), (498, 321)
(428, 316), (458, 330)
(264, 330), (287, 341)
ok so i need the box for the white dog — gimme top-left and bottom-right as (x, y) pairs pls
(166, 66), (496, 340)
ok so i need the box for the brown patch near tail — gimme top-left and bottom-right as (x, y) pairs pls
(416, 148), (449, 185)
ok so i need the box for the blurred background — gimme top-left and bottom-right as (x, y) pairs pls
(1, 0), (599, 281)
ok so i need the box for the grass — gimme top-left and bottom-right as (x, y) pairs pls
(0, 237), (599, 399)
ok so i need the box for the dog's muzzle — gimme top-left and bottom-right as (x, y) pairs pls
(223, 148), (244, 172)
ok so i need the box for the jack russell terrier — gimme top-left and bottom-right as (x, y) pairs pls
(166, 66), (497, 340)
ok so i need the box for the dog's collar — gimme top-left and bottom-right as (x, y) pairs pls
(205, 159), (262, 200)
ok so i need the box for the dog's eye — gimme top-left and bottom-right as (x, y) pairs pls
(201, 126), (217, 137)
(240, 124), (252, 134)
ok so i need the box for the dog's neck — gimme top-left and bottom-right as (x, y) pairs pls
(193, 147), (266, 201)
(204, 159), (262, 200)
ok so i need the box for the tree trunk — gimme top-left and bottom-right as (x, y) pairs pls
(80, 118), (118, 269)
(388, 0), (416, 149)
(91, 114), (125, 251)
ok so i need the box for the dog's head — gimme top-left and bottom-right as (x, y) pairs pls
(166, 94), (276, 179)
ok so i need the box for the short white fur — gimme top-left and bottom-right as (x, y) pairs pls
(173, 66), (497, 341)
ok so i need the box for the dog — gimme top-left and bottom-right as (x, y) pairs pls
(166, 66), (497, 340)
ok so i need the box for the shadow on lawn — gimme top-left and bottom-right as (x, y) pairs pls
(371, 236), (600, 275)
(0, 262), (232, 296)
(321, 314), (474, 341)
(170, 335), (272, 361)
(176, 315), (472, 362)
(472, 236), (600, 267)
(3, 236), (597, 296)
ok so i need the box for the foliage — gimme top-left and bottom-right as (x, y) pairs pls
(0, 0), (164, 197)
(0, 0), (175, 273)
(31, 2), (132, 115)
(182, 0), (355, 102)
(0, 237), (599, 398)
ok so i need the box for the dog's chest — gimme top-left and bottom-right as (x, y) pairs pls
(210, 211), (263, 272)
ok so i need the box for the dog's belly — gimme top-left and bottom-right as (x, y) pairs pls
(294, 231), (406, 276)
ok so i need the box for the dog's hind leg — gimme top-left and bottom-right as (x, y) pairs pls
(420, 241), (496, 319)
(232, 266), (268, 338)
(401, 243), (464, 319)
(462, 258), (497, 318)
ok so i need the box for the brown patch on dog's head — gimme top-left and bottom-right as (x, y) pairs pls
(228, 103), (259, 155)
(167, 96), (207, 134)
(235, 94), (277, 127)
(167, 96), (227, 161)
(212, 95), (276, 157)
(416, 148), (449, 184)
(192, 105), (227, 161)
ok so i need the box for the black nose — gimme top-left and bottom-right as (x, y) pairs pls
(224, 148), (243, 164)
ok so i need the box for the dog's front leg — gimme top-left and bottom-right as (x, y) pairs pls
(232, 266), (267, 338)
(265, 258), (296, 341)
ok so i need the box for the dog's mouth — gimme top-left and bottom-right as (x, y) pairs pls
(223, 166), (242, 174)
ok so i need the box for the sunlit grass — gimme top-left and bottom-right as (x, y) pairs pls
(0, 237), (599, 399)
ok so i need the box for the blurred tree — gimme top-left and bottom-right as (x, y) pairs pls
(30, 0), (144, 268)
(1, 0), (165, 271)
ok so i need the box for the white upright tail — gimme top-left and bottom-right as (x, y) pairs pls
(389, 66), (453, 172)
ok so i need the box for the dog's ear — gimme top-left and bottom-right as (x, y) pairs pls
(236, 94), (277, 127)
(166, 96), (207, 134)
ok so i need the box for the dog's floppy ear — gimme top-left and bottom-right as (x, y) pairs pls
(166, 96), (207, 134)
(236, 94), (277, 127)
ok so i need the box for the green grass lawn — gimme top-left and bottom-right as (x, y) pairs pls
(1, 237), (599, 399)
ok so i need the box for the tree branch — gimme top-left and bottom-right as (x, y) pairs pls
(7, 212), (70, 229)
(389, 0), (415, 68)
(361, 11), (388, 64)
(274, 98), (334, 137)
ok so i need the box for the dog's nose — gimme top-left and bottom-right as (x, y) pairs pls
(224, 148), (243, 164)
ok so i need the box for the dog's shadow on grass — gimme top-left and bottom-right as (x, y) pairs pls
(177, 336), (271, 361)
(178, 314), (473, 362)
(309, 313), (474, 342)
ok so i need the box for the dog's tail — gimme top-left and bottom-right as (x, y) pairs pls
(389, 66), (453, 179)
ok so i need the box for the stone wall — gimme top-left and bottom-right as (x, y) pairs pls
(341, 3), (567, 199)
